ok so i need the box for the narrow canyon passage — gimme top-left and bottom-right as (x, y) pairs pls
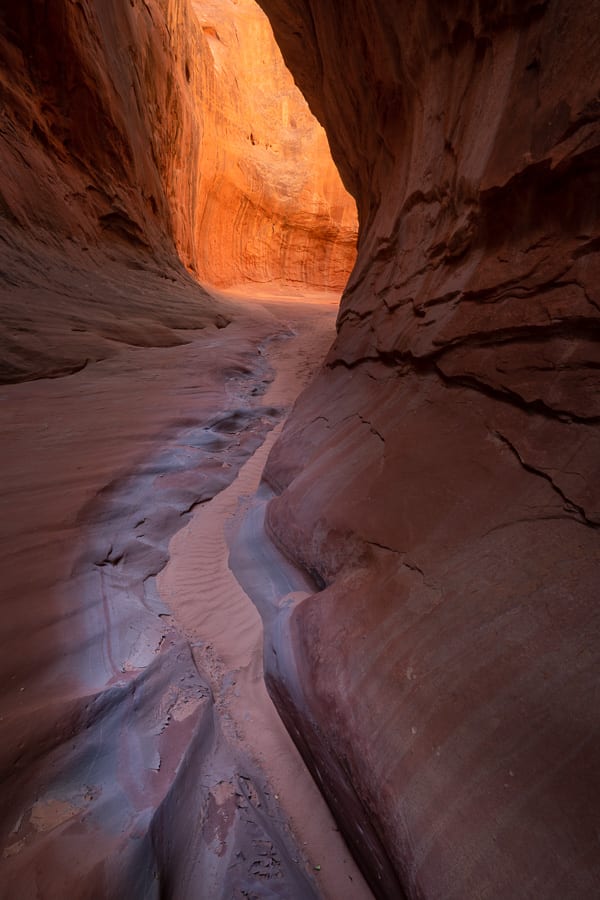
(2, 0), (599, 896)
(0, 0), (367, 894)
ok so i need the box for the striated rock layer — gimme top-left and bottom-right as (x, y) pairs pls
(256, 1), (600, 897)
(0, 0), (229, 382)
(189, 0), (357, 290)
(0, 305), (325, 898)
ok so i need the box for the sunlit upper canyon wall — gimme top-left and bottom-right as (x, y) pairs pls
(0, 0), (356, 382)
(190, 0), (357, 289)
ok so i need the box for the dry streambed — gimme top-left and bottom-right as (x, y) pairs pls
(158, 296), (373, 899)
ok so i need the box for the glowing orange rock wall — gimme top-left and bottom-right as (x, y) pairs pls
(0, 0), (355, 382)
(188, 0), (357, 289)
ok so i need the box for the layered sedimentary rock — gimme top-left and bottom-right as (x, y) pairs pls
(0, 307), (325, 898)
(3, 0), (599, 896)
(0, 0), (355, 381)
(257, 1), (600, 897)
(0, 0), (225, 382)
(190, 0), (357, 289)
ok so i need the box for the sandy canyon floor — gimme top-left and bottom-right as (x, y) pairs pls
(0, 287), (372, 899)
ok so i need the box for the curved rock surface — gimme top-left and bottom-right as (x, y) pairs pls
(0, 293), (365, 899)
(0, 0), (229, 383)
(256, 1), (600, 897)
(2, 0), (599, 897)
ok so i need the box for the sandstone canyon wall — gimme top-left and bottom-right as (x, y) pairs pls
(0, 0), (355, 382)
(0, 0), (225, 383)
(256, 1), (600, 897)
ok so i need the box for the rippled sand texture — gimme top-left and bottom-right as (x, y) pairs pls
(158, 290), (373, 900)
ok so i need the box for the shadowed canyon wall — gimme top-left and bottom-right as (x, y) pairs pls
(256, 1), (600, 897)
(0, 0), (355, 381)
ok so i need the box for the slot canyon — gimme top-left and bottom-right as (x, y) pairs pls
(0, 0), (599, 897)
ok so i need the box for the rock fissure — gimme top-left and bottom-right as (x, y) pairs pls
(491, 429), (599, 529)
(357, 414), (386, 444)
(434, 364), (600, 424)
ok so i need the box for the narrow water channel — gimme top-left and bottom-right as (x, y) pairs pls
(157, 291), (374, 899)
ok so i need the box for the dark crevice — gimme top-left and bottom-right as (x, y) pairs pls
(455, 273), (581, 308)
(357, 414), (385, 443)
(95, 546), (125, 567)
(431, 318), (600, 354)
(179, 497), (210, 516)
(330, 330), (600, 425)
(480, 514), (591, 538)
(434, 365), (600, 425)
(492, 429), (599, 530)
(365, 539), (399, 555)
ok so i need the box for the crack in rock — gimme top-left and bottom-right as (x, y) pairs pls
(492, 429), (599, 529)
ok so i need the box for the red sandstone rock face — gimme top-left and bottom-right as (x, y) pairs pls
(0, 0), (195, 262)
(0, 0), (221, 382)
(0, 0), (355, 381)
(3, 0), (599, 894)
(257, 1), (600, 896)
